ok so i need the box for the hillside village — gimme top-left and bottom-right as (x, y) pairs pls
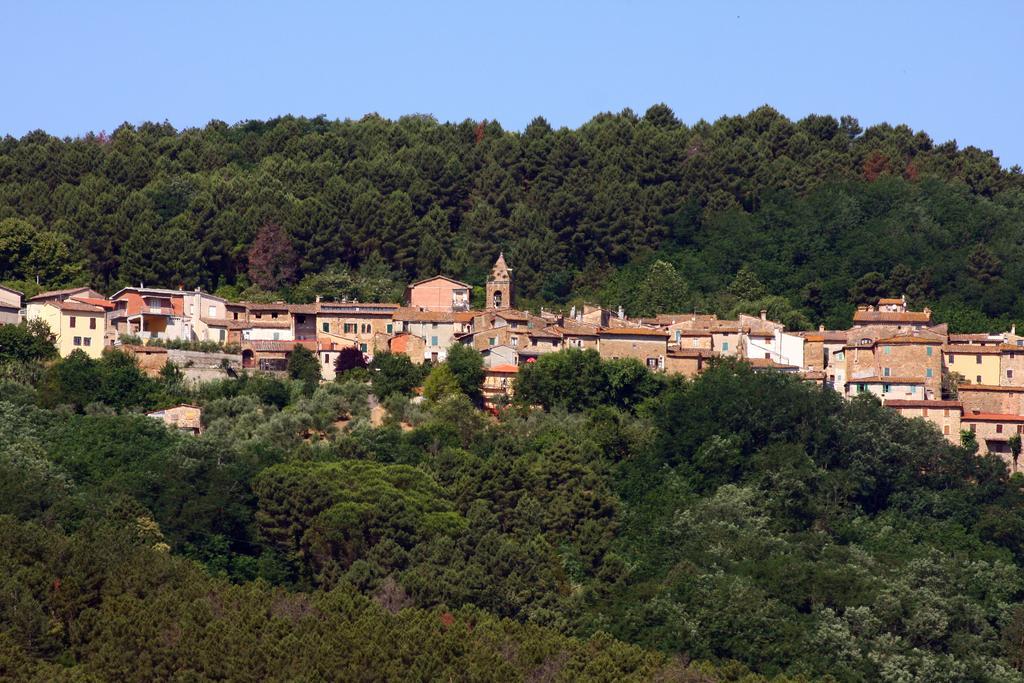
(4, 254), (1024, 467)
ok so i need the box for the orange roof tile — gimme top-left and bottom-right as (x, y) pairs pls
(962, 413), (1024, 423)
(599, 327), (670, 338)
(392, 308), (456, 323)
(885, 399), (962, 409)
(852, 310), (931, 323)
(488, 364), (519, 373)
(947, 345), (1001, 355)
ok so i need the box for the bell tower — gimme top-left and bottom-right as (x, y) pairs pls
(486, 252), (513, 310)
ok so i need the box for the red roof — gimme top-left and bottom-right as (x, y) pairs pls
(852, 310), (931, 324)
(488, 364), (519, 373)
(599, 327), (669, 338)
(48, 300), (105, 313)
(72, 297), (115, 310)
(963, 413), (1024, 423)
(886, 400), (962, 409)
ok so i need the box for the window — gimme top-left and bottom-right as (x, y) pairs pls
(386, 324), (393, 334)
(836, 351), (844, 361)
(233, 311), (239, 320)
(976, 354), (983, 364)
(675, 331), (681, 342)
(360, 343), (367, 353)
(432, 323), (438, 329)
(692, 339), (700, 348)
(322, 322), (329, 332)
(857, 383), (866, 393)
(944, 409), (950, 417)
(926, 346), (932, 356)
(511, 336), (518, 347)
(83, 337), (91, 346)
(89, 317), (96, 330)
(208, 305), (216, 317)
(969, 424), (976, 433)
(883, 367), (891, 377)
(926, 368), (933, 378)
(1009, 370), (1015, 380)
(944, 425), (950, 435)
(73, 336), (82, 346)
(764, 352), (771, 359)
(431, 336), (438, 346)
(948, 353), (954, 363)
(255, 313), (262, 319)
(884, 345), (892, 355)
(273, 332), (280, 341)
(324, 354), (330, 364)
(69, 316), (76, 328)
(722, 342), (729, 352)
(219, 329), (226, 342)
(271, 313), (278, 320)
(488, 337), (496, 346)
(977, 375), (982, 384)
(997, 424), (1004, 434)
(883, 384), (891, 393)
(646, 358), (659, 369)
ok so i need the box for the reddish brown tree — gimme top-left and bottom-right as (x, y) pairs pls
(247, 222), (298, 290)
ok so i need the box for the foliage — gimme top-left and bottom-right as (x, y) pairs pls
(0, 319), (57, 364)
(369, 351), (427, 399)
(444, 343), (485, 401)
(422, 363), (462, 402)
(333, 346), (368, 375)
(0, 109), (1021, 331)
(287, 345), (322, 392)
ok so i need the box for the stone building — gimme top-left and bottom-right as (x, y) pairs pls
(598, 327), (669, 369)
(485, 253), (513, 310)
(885, 399), (963, 443)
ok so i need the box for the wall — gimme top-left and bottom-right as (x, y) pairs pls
(599, 335), (667, 368)
(407, 278), (469, 311)
(947, 349), (1001, 386)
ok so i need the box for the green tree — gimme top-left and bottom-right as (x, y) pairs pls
(369, 351), (425, 399)
(0, 320), (57, 364)
(444, 344), (484, 401)
(287, 346), (322, 392)
(422, 363), (462, 402)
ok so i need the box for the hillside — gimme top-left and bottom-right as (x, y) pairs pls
(2, 106), (1023, 330)
(5, 347), (1024, 680)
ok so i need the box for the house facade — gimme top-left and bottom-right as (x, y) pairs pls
(0, 285), (22, 325)
(27, 299), (107, 358)
(405, 276), (471, 312)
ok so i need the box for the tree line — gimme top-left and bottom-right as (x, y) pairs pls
(1, 106), (1023, 330)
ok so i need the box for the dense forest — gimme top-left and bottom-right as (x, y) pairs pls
(2, 106), (1023, 330)
(5, 319), (1024, 680)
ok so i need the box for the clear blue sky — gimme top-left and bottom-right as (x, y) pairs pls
(4, 1), (1022, 166)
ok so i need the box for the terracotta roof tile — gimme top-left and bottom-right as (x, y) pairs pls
(885, 399), (962, 409)
(488, 364), (519, 373)
(852, 310), (932, 323)
(392, 308), (456, 323)
(599, 327), (669, 338)
(962, 413), (1024, 423)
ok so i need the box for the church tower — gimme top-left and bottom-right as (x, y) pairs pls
(486, 253), (513, 310)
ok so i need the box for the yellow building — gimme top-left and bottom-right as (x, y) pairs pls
(945, 344), (1001, 386)
(26, 300), (107, 358)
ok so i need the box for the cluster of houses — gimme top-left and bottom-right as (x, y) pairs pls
(5, 255), (1024, 468)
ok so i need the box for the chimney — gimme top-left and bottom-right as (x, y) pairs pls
(315, 295), (321, 303)
(1012, 324), (1017, 336)
(617, 305), (624, 320)
(819, 324), (825, 332)
(923, 307), (932, 316)
(759, 309), (767, 321)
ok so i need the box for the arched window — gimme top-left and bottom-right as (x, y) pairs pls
(493, 290), (503, 308)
